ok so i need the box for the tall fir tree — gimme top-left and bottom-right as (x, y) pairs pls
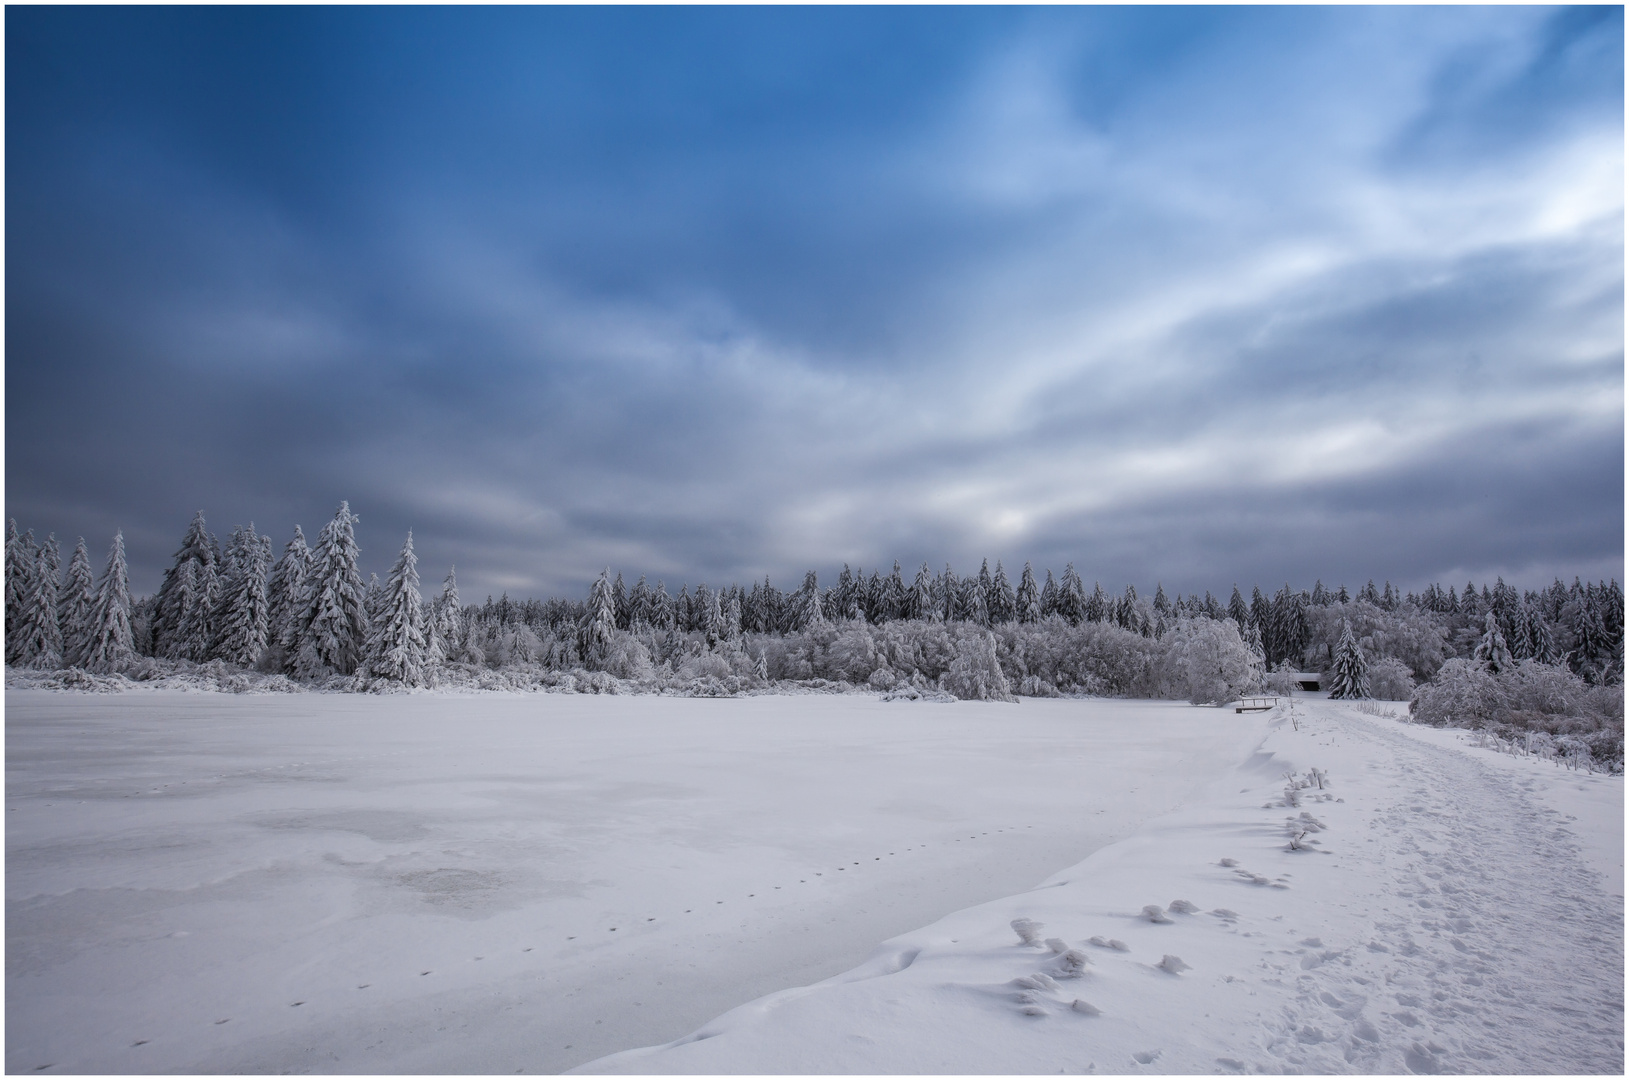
(1039, 570), (1059, 618)
(909, 563), (935, 622)
(989, 561), (1017, 624)
(1326, 620), (1368, 699)
(211, 524), (270, 668)
(58, 538), (97, 668)
(295, 502), (368, 677)
(367, 533), (429, 685)
(1473, 612), (1513, 674)
(1015, 562), (1041, 624)
(265, 526), (311, 661)
(883, 561), (906, 623)
(795, 571), (825, 629)
(1228, 585), (1249, 633)
(1058, 564), (1086, 626)
(84, 530), (135, 674)
(5, 520), (36, 662)
(16, 535), (63, 668)
(434, 567), (462, 661)
(153, 511), (217, 659)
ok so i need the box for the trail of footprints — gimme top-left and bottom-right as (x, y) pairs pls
(991, 766), (1346, 1072)
(94, 824), (1037, 1065)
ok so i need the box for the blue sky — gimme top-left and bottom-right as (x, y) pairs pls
(6, 6), (1622, 599)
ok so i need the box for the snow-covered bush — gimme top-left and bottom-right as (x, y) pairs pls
(1159, 617), (1260, 705)
(937, 631), (1015, 702)
(1410, 658), (1623, 771)
(1366, 656), (1415, 701)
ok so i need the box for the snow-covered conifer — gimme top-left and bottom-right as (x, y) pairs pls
(1227, 586), (1248, 632)
(1039, 570), (1058, 618)
(364, 573), (386, 630)
(367, 532), (428, 685)
(940, 565), (959, 622)
(59, 538), (97, 668)
(1153, 583), (1170, 616)
(1473, 612), (1513, 674)
(1085, 580), (1107, 623)
(989, 561), (1016, 624)
(83, 530), (134, 673)
(962, 575), (989, 627)
(211, 524), (270, 668)
(651, 580), (674, 630)
(1326, 620), (1369, 699)
(627, 575), (652, 629)
(795, 571), (825, 629)
(581, 568), (618, 662)
(1243, 618), (1266, 685)
(1016, 562), (1040, 623)
(883, 562), (906, 623)
(295, 502), (368, 678)
(5, 520), (35, 661)
(1058, 564), (1086, 625)
(153, 511), (216, 658)
(722, 593), (742, 640)
(265, 527), (311, 661)
(16, 535), (63, 668)
(612, 572), (629, 631)
(909, 563), (935, 622)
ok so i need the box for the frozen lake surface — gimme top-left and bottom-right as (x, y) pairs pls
(6, 689), (1266, 1074)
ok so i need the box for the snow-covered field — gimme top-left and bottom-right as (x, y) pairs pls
(6, 689), (1268, 1074)
(581, 698), (1624, 1076)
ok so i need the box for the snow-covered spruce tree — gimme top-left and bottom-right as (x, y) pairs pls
(211, 524), (270, 668)
(152, 511), (216, 659)
(83, 530), (135, 674)
(5, 520), (36, 662)
(294, 502), (368, 678)
(883, 562), (906, 623)
(1085, 580), (1107, 623)
(433, 567), (462, 658)
(1243, 618), (1267, 686)
(581, 568), (617, 664)
(14, 535), (63, 668)
(1473, 612), (1513, 675)
(363, 573), (386, 630)
(908, 563), (935, 622)
(794, 571), (825, 630)
(612, 572), (629, 631)
(962, 574), (990, 627)
(1326, 619), (1369, 700)
(1058, 564), (1086, 625)
(1227, 585), (1249, 633)
(59, 538), (97, 668)
(264, 526), (311, 665)
(1016, 562), (1041, 623)
(989, 561), (1017, 624)
(366, 532), (428, 686)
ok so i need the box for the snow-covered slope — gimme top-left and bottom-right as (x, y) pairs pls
(578, 699), (1624, 1075)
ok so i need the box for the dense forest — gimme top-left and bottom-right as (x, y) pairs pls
(7, 504), (1623, 769)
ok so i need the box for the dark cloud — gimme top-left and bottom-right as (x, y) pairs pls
(6, 7), (1621, 599)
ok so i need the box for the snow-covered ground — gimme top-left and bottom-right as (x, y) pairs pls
(580, 697), (1624, 1075)
(5, 689), (1267, 1074)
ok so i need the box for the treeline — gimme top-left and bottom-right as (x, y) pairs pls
(5, 504), (1624, 759)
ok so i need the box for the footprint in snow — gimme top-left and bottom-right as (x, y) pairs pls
(1132, 1050), (1162, 1065)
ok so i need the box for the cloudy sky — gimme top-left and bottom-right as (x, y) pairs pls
(6, 6), (1622, 600)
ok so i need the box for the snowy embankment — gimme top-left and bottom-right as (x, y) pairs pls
(579, 698), (1624, 1075)
(5, 690), (1266, 1075)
